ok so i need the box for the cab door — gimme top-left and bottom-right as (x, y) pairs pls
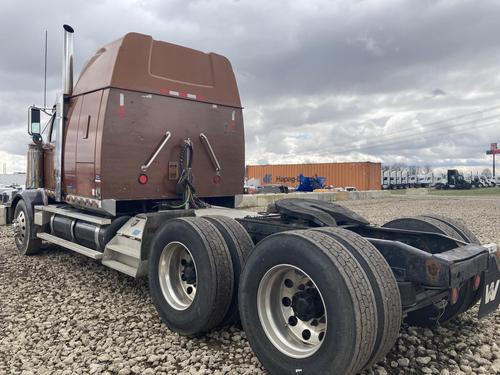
(43, 114), (56, 191)
(75, 90), (103, 198)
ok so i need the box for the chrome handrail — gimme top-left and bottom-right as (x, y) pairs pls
(200, 133), (221, 175)
(141, 131), (172, 172)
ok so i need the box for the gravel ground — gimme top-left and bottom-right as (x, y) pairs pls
(0, 195), (499, 375)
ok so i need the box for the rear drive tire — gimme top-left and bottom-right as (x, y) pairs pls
(148, 217), (234, 335)
(419, 214), (480, 244)
(239, 230), (377, 375)
(383, 216), (478, 326)
(13, 200), (42, 255)
(202, 215), (254, 326)
(313, 227), (401, 367)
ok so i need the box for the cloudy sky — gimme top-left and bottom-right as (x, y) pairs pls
(1, 0), (499, 173)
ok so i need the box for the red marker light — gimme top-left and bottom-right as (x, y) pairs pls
(450, 288), (459, 305)
(138, 174), (148, 185)
(473, 275), (481, 290)
(213, 175), (221, 184)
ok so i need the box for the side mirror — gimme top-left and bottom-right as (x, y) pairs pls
(28, 107), (41, 136)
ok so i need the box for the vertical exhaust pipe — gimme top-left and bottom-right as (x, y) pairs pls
(62, 24), (74, 96)
(55, 24), (74, 201)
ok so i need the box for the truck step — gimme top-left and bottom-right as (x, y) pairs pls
(105, 242), (141, 259)
(37, 232), (103, 260)
(101, 233), (146, 278)
(101, 259), (138, 277)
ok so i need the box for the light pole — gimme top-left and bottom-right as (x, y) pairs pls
(486, 143), (499, 177)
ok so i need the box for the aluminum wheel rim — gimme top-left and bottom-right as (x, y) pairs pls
(158, 241), (197, 311)
(13, 210), (27, 246)
(257, 264), (327, 358)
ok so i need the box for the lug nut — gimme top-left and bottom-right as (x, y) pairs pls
(302, 329), (311, 340)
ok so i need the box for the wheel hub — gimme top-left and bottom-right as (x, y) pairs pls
(292, 289), (324, 322)
(158, 241), (198, 311)
(13, 211), (27, 244)
(257, 264), (327, 359)
(12, 220), (20, 235)
(182, 261), (197, 285)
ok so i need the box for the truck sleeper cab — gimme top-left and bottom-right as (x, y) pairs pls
(44, 29), (245, 216)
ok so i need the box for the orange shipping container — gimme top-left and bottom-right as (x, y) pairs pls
(246, 162), (381, 191)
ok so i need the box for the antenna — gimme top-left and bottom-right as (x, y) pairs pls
(43, 30), (48, 108)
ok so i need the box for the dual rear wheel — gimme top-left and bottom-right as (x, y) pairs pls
(148, 216), (253, 335)
(239, 229), (401, 375)
(149, 220), (401, 374)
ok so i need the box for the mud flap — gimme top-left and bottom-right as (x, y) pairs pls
(478, 250), (500, 319)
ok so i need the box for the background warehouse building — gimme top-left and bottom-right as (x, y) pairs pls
(246, 162), (381, 191)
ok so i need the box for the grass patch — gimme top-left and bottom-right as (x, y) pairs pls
(429, 187), (500, 197)
(389, 190), (407, 195)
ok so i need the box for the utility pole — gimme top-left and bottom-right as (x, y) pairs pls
(486, 143), (499, 177)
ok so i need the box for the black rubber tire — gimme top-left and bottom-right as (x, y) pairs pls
(383, 216), (461, 239)
(419, 215), (480, 244)
(239, 230), (377, 375)
(13, 200), (42, 255)
(148, 217), (234, 335)
(382, 216), (477, 326)
(202, 215), (254, 326)
(313, 227), (402, 367)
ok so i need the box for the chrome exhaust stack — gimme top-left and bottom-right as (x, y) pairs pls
(62, 24), (74, 96)
(55, 24), (74, 201)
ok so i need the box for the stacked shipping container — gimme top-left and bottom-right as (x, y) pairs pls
(246, 162), (381, 191)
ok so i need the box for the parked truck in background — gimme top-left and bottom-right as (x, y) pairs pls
(380, 170), (495, 190)
(381, 170), (390, 189)
(408, 174), (417, 187)
(1, 26), (499, 375)
(432, 173), (446, 187)
(435, 169), (472, 190)
(389, 170), (397, 189)
(401, 170), (408, 188)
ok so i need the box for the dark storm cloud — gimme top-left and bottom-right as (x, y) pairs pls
(0, 0), (499, 172)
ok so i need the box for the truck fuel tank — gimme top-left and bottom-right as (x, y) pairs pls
(26, 143), (44, 189)
(49, 214), (130, 251)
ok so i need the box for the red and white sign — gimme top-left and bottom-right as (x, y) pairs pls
(488, 143), (500, 155)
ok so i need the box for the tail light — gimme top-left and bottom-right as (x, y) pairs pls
(473, 275), (481, 290)
(450, 288), (459, 305)
(138, 174), (148, 185)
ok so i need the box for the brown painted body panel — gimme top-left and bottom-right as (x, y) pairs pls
(246, 162), (382, 191)
(50, 32), (244, 210)
(73, 33), (241, 108)
(98, 88), (244, 200)
(63, 96), (83, 194)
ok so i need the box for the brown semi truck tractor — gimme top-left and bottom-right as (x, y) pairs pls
(2, 25), (499, 375)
